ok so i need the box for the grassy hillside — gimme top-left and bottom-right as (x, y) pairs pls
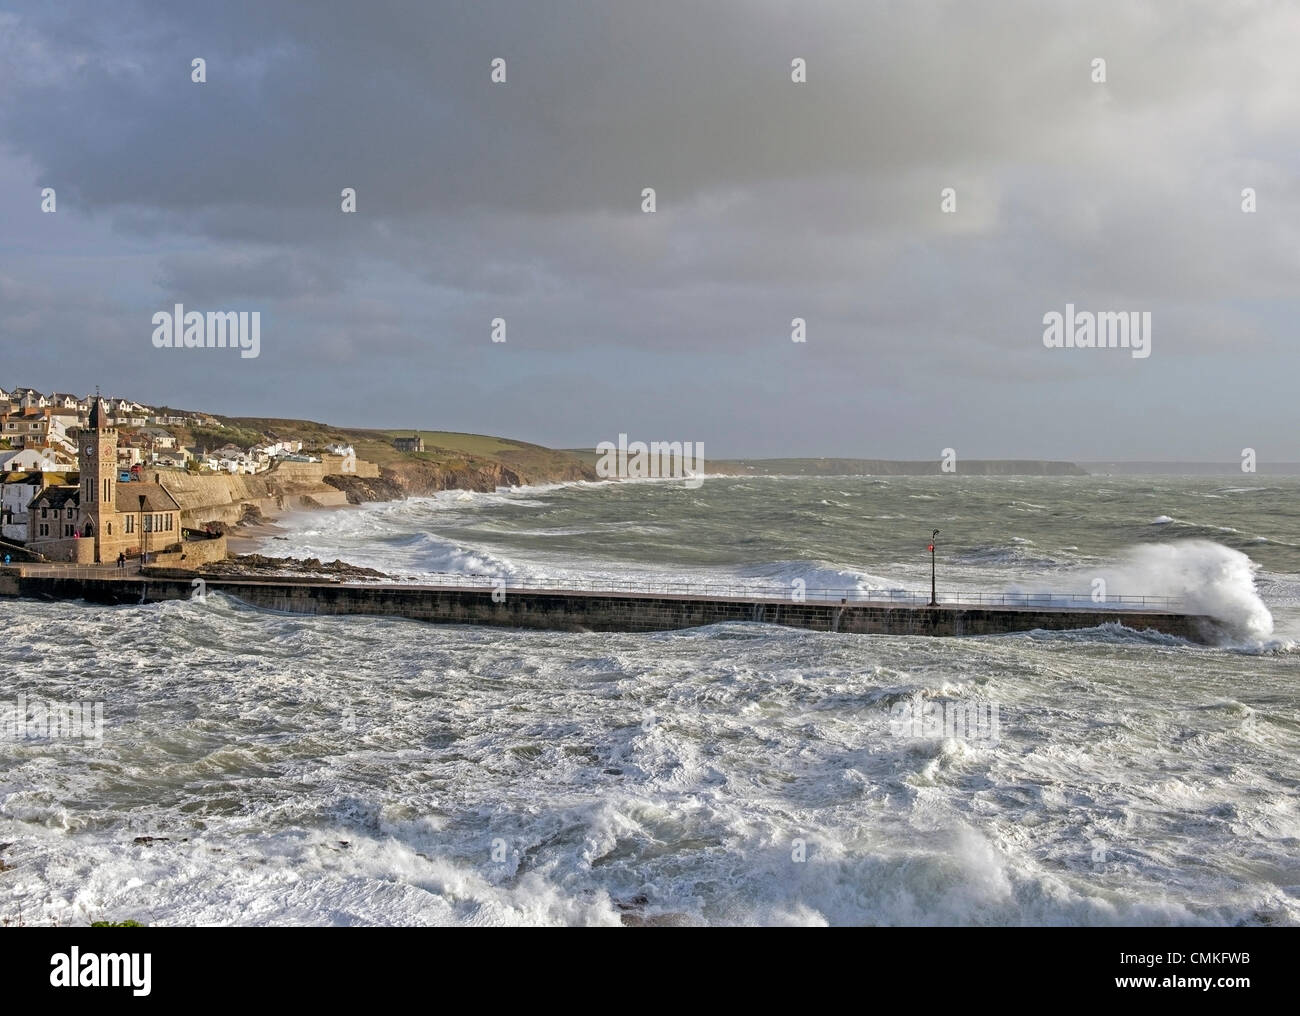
(153, 412), (1087, 484)
(376, 430), (589, 479)
(199, 416), (596, 485)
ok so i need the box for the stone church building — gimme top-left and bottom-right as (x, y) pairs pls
(26, 398), (181, 563)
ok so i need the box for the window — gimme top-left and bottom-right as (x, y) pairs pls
(125, 515), (134, 534)
(39, 523), (48, 537)
(107, 523), (112, 535)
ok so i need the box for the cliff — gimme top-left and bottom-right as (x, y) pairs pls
(154, 453), (581, 527)
(386, 458), (523, 495)
(324, 458), (603, 503)
(153, 461), (351, 528)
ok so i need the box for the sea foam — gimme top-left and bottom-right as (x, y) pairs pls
(1106, 540), (1274, 640)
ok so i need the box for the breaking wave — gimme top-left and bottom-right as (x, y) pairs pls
(1105, 541), (1274, 640)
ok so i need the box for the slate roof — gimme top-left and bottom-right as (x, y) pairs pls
(30, 485), (79, 510)
(115, 481), (180, 513)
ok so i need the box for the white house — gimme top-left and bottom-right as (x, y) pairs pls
(139, 427), (178, 450)
(252, 440), (304, 459)
(214, 455), (252, 474)
(151, 449), (190, 469)
(1, 469), (72, 541)
(203, 444), (261, 474)
(0, 409), (75, 457)
(0, 447), (66, 472)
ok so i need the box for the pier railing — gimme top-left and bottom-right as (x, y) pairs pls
(11, 563), (144, 580)
(7, 562), (1187, 610)
(365, 572), (1188, 611)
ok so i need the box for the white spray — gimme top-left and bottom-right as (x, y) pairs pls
(1104, 540), (1273, 640)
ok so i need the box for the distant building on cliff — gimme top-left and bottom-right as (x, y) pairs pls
(393, 432), (424, 453)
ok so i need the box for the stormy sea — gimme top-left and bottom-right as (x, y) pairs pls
(2, 475), (1298, 926)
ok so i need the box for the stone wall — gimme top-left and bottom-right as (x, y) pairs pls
(149, 457), (373, 528)
(321, 454), (379, 478)
(30, 536), (96, 563)
(145, 533), (229, 570)
(0, 573), (1216, 643)
(149, 470), (283, 527)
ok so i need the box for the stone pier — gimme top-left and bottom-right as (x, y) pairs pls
(0, 568), (1216, 642)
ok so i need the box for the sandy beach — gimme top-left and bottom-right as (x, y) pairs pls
(223, 519), (287, 555)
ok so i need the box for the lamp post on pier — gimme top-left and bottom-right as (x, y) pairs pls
(138, 494), (147, 566)
(928, 530), (940, 606)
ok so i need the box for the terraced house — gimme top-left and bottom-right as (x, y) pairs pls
(1, 470), (73, 541)
(0, 405), (78, 460)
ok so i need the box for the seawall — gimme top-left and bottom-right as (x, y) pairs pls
(0, 570), (1216, 642)
(147, 458), (367, 529)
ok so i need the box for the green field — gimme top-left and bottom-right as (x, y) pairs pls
(197, 415), (593, 482)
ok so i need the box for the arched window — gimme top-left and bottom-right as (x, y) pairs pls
(107, 522), (113, 535)
(82, 521), (94, 538)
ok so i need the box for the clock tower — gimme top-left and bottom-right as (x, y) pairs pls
(80, 396), (118, 562)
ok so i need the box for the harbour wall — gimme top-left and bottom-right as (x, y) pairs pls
(149, 458), (366, 529)
(0, 571), (1216, 642)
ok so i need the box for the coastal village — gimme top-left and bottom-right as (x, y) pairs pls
(0, 382), (598, 572)
(0, 385), (375, 567)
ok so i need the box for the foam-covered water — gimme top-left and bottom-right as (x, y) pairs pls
(2, 475), (1298, 925)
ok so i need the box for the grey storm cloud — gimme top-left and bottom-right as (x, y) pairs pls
(0, 0), (1297, 459)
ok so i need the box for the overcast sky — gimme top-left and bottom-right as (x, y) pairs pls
(1, 1), (1296, 460)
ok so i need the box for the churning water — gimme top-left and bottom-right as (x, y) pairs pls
(2, 475), (1297, 925)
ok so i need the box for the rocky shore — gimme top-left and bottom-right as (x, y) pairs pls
(204, 455), (598, 558)
(322, 459), (594, 505)
(199, 554), (392, 581)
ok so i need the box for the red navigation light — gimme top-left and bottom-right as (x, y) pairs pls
(928, 544), (934, 552)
